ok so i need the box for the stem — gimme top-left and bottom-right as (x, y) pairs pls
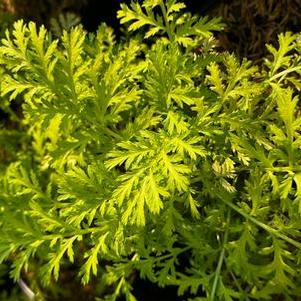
(220, 197), (301, 249)
(228, 269), (251, 301)
(42, 226), (105, 241)
(130, 246), (191, 264)
(159, 2), (173, 41)
(104, 127), (123, 140)
(268, 66), (301, 83)
(18, 279), (35, 300)
(210, 210), (230, 301)
(267, 166), (301, 173)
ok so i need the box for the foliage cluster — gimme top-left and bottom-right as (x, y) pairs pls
(1, 0), (301, 300)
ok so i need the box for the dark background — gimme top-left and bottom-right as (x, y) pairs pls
(2, 0), (301, 61)
(81, 0), (219, 31)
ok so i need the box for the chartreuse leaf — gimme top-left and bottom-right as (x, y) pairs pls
(80, 233), (109, 284)
(206, 53), (260, 105)
(40, 236), (80, 284)
(117, 0), (223, 45)
(265, 32), (296, 77)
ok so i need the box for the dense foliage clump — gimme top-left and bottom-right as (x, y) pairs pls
(1, 0), (301, 300)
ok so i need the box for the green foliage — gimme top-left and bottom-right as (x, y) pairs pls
(1, 0), (301, 300)
(117, 0), (223, 47)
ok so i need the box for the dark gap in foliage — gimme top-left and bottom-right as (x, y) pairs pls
(0, 262), (17, 294)
(82, 0), (130, 33)
(130, 278), (181, 301)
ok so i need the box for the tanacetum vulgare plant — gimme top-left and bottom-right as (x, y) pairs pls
(1, 0), (301, 300)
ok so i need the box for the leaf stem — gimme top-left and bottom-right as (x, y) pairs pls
(268, 66), (301, 83)
(220, 197), (301, 249)
(210, 210), (230, 301)
(159, 1), (173, 41)
(42, 226), (105, 241)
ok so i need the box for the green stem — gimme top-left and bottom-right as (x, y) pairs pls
(130, 246), (191, 264)
(220, 197), (301, 249)
(210, 210), (230, 301)
(159, 2), (173, 41)
(228, 269), (251, 301)
(267, 166), (301, 173)
(104, 127), (123, 140)
(268, 66), (301, 83)
(42, 226), (105, 241)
